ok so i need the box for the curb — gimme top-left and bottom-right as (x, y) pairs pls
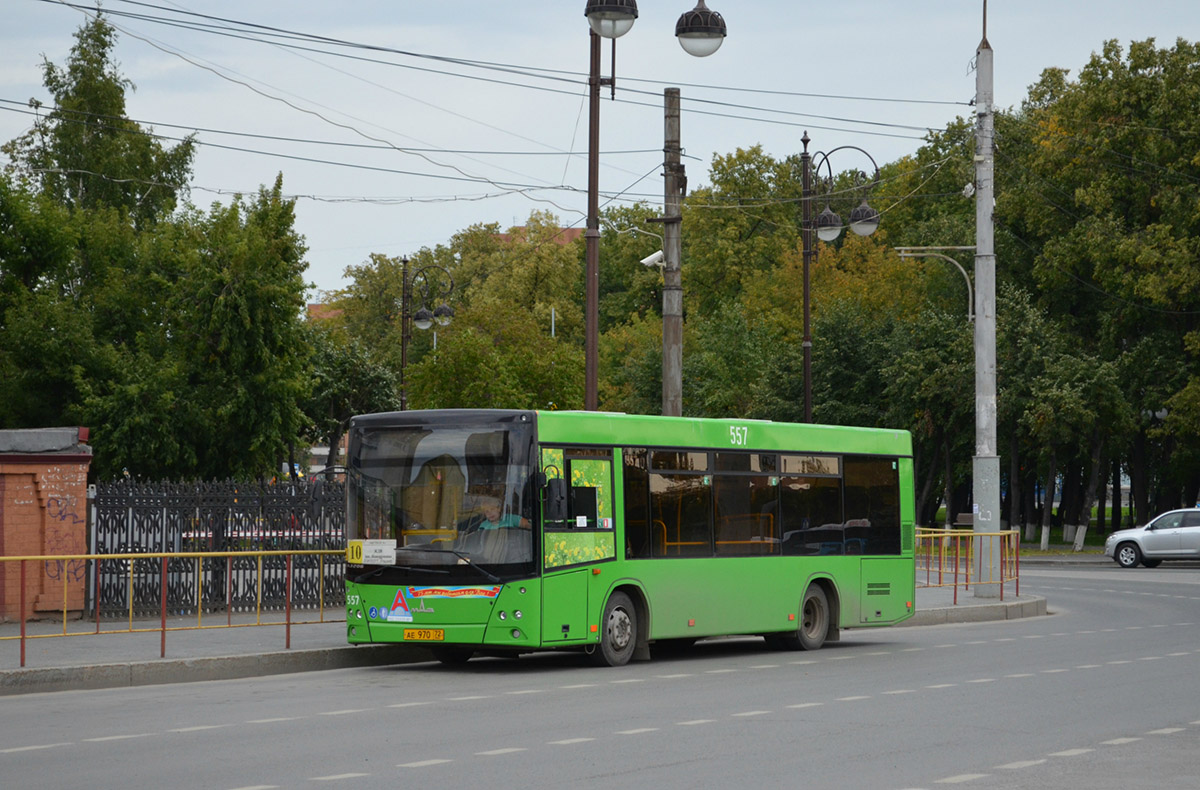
(0, 643), (429, 697)
(902, 595), (1047, 627)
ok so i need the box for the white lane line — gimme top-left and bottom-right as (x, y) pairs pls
(388, 702), (431, 708)
(229, 785), (279, 790)
(1006, 673), (1034, 678)
(865, 651), (891, 656)
(1074, 664), (1102, 669)
(84, 734), (153, 742)
(967, 679), (996, 684)
(398, 759), (452, 768)
(476, 748), (527, 756)
(0, 743), (71, 753)
(1022, 635), (1044, 639)
(732, 710), (771, 717)
(836, 696), (870, 702)
(901, 647), (924, 652)
(1167, 652), (1190, 657)
(312, 773), (370, 781)
(789, 660), (819, 665)
(610, 679), (644, 685)
(1147, 728), (1186, 735)
(168, 725), (226, 733)
(1106, 660), (1132, 665)
(750, 664), (781, 669)
(506, 689), (544, 695)
(448, 695), (490, 701)
(1102, 737), (1141, 745)
(549, 738), (595, 745)
(559, 684), (597, 689)
(656, 674), (695, 678)
(926, 684), (956, 689)
(787, 703), (823, 709)
(321, 709), (369, 716)
(827, 655), (855, 661)
(1049, 748), (1093, 757)
(247, 717), (301, 724)
(616, 728), (659, 735)
(967, 640), (988, 645)
(936, 773), (990, 783)
(706, 669), (738, 674)
(994, 759), (1046, 769)
(883, 689), (916, 695)
(677, 719), (715, 725)
(993, 638), (1016, 642)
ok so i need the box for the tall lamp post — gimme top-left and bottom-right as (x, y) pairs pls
(397, 256), (454, 410)
(582, 1), (727, 411)
(799, 132), (881, 422)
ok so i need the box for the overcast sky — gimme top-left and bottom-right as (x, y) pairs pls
(2, 1), (1197, 298)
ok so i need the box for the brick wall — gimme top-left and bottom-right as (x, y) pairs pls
(0, 428), (93, 622)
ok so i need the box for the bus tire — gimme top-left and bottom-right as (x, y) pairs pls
(592, 591), (637, 667)
(769, 584), (830, 651)
(431, 646), (474, 665)
(797, 584), (830, 650)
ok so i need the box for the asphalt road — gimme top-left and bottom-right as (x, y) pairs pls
(1, 564), (1198, 790)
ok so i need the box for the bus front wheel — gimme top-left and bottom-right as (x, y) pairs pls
(592, 592), (637, 667)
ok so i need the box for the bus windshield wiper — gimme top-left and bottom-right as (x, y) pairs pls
(396, 546), (502, 583)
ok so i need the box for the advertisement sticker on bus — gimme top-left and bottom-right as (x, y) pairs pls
(407, 586), (502, 599)
(387, 588), (413, 622)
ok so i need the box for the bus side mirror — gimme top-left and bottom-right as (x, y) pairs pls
(545, 478), (568, 523)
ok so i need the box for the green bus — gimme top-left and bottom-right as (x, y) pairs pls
(344, 409), (915, 666)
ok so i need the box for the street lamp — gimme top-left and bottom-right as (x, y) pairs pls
(799, 132), (881, 422)
(582, 0), (728, 411)
(895, 246), (976, 321)
(397, 256), (454, 411)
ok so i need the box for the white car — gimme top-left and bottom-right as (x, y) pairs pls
(1103, 508), (1200, 568)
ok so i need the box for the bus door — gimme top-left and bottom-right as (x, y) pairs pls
(540, 447), (615, 643)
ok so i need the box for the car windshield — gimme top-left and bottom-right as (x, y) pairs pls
(347, 416), (537, 583)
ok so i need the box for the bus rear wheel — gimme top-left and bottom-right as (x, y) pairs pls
(592, 592), (637, 667)
(768, 584), (830, 651)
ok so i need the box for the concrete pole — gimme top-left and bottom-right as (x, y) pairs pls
(800, 132), (814, 423)
(662, 88), (684, 417)
(584, 30), (602, 411)
(973, 11), (1002, 597)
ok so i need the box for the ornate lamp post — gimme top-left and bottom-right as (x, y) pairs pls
(582, 0), (727, 410)
(397, 256), (454, 410)
(799, 132), (881, 422)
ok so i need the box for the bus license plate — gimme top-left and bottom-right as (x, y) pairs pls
(404, 629), (444, 641)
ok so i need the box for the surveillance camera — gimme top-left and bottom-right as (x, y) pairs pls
(640, 250), (665, 267)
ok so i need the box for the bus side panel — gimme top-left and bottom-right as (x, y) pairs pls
(627, 557), (863, 640)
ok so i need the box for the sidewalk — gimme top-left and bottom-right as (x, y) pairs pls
(1, 554), (1096, 695)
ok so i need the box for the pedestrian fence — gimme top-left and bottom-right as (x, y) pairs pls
(915, 527), (1021, 603)
(1, 549), (346, 668)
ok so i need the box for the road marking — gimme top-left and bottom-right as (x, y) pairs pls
(1074, 664), (1102, 669)
(1101, 737), (1141, 745)
(936, 773), (990, 783)
(1167, 652), (1190, 657)
(926, 684), (956, 689)
(827, 655), (855, 661)
(865, 651), (891, 656)
(789, 660), (819, 665)
(448, 695), (490, 700)
(883, 689), (916, 695)
(677, 719), (715, 725)
(609, 679), (644, 685)
(1137, 656), (1163, 661)
(228, 785), (279, 790)
(1049, 748), (1093, 757)
(994, 760), (1046, 769)
(836, 696), (870, 702)
(706, 669), (738, 674)
(1106, 660), (1132, 665)
(247, 717), (300, 724)
(967, 640), (988, 645)
(1022, 635), (1044, 639)
(1146, 728), (1185, 735)
(750, 664), (781, 669)
(168, 725), (225, 733)
(993, 638), (1016, 642)
(1041, 669), (1069, 674)
(967, 678), (996, 684)
(321, 709), (369, 716)
(787, 702), (823, 709)
(312, 773), (370, 781)
(732, 710), (772, 717)
(0, 743), (71, 753)
(616, 728), (659, 735)
(901, 647), (924, 652)
(387, 702), (431, 708)
(476, 748), (527, 756)
(1006, 673), (1034, 678)
(559, 684), (597, 689)
(84, 734), (152, 742)
(397, 759), (452, 768)
(549, 738), (595, 745)
(656, 673), (694, 678)
(506, 689), (544, 694)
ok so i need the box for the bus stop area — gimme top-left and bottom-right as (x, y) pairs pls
(0, 556), (1083, 696)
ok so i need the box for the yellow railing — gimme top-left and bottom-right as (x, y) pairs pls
(0, 550), (345, 667)
(915, 528), (1021, 603)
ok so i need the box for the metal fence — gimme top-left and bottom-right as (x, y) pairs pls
(915, 527), (1021, 603)
(89, 479), (345, 616)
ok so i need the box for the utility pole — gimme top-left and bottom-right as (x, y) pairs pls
(661, 88), (684, 417)
(973, 2), (1002, 597)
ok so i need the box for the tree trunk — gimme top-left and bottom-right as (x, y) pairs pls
(325, 424), (345, 470)
(1074, 431), (1104, 551)
(915, 436), (940, 527)
(1111, 455), (1123, 531)
(1008, 433), (1022, 531)
(1131, 431), (1149, 525)
(1023, 468), (1038, 542)
(1097, 450), (1108, 536)
(1040, 451), (1058, 551)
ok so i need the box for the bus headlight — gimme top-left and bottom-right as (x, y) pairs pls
(498, 611), (507, 620)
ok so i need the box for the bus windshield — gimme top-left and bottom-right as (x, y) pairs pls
(346, 413), (537, 583)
